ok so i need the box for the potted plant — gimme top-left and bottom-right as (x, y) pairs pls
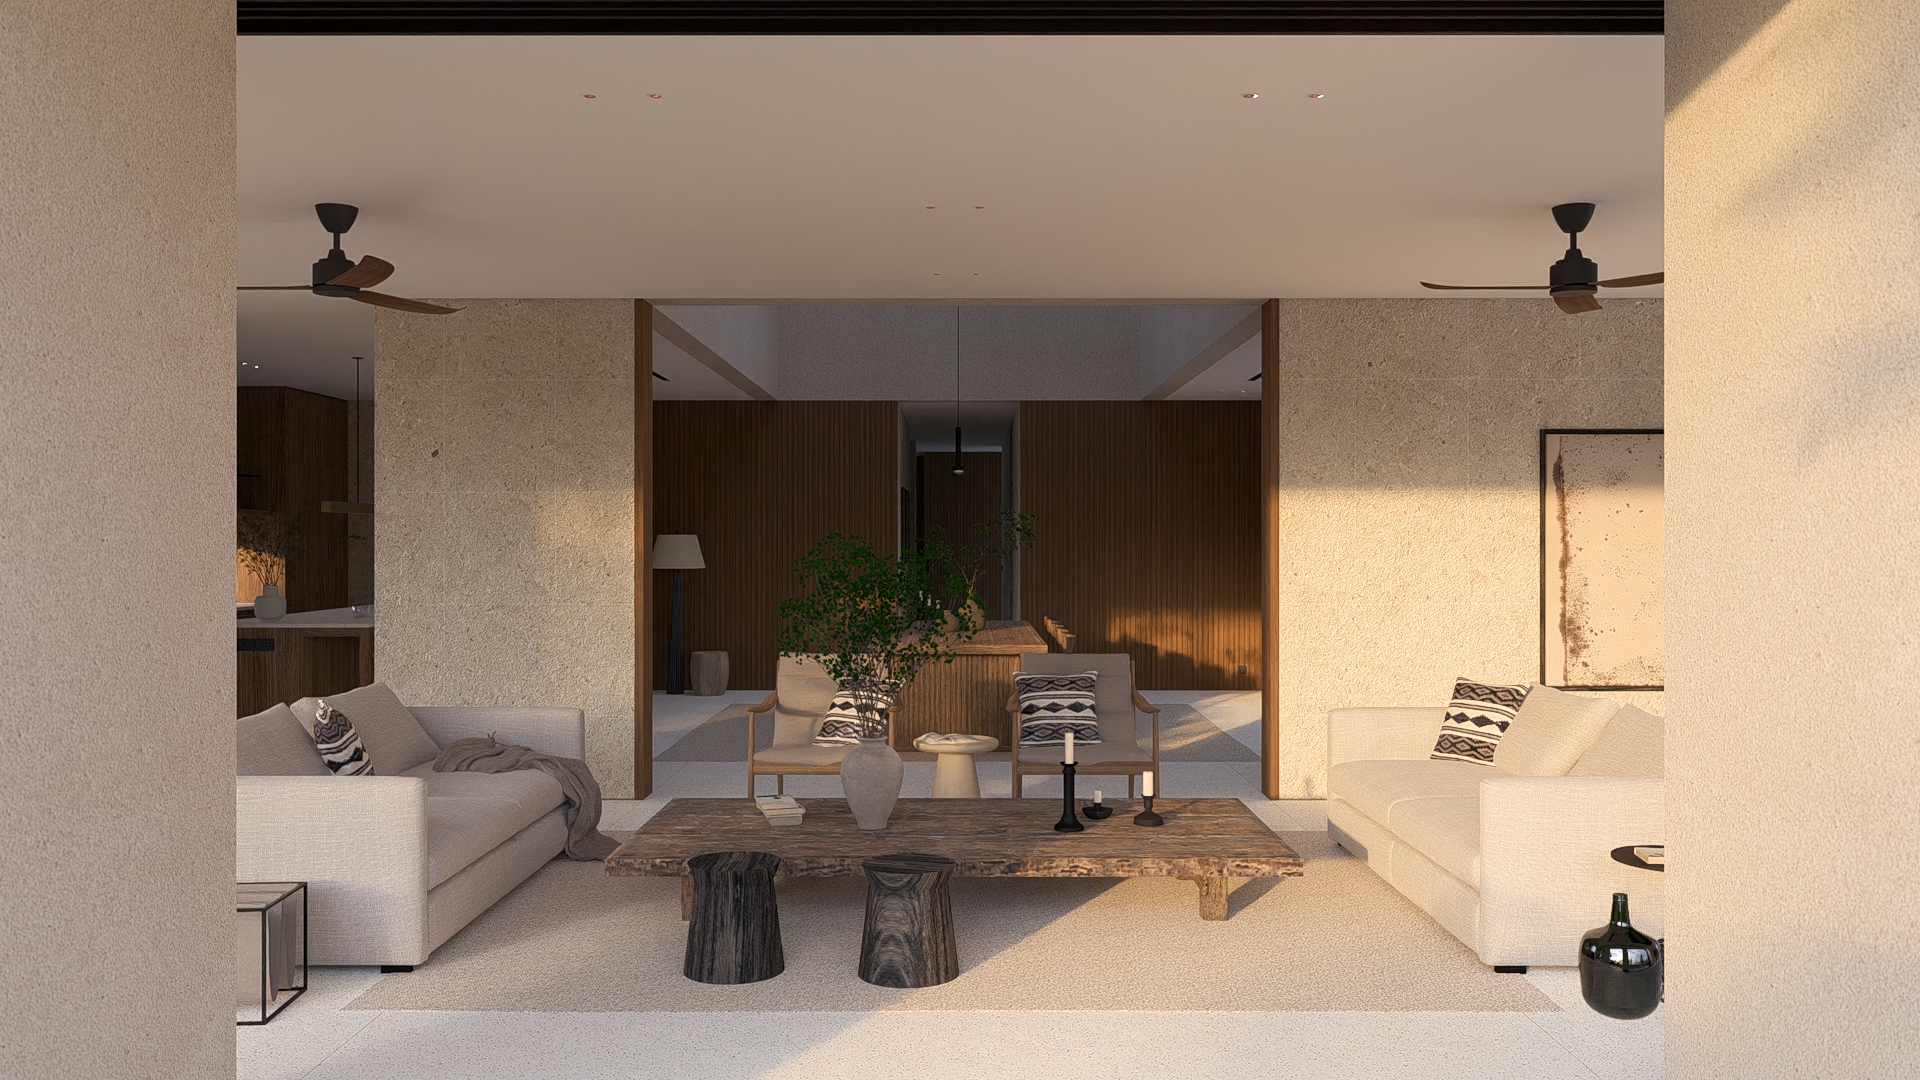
(238, 513), (288, 620)
(944, 509), (1038, 623)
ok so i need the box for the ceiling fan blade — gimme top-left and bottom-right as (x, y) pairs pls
(237, 285), (311, 290)
(351, 291), (461, 315)
(1597, 271), (1665, 288)
(1420, 281), (1551, 291)
(1554, 293), (1603, 314)
(326, 255), (396, 289)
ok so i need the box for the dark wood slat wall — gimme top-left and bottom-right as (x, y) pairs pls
(917, 451), (1004, 617)
(652, 401), (899, 691)
(238, 386), (349, 614)
(1018, 401), (1261, 691)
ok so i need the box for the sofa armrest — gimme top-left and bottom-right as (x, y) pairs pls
(1477, 775), (1666, 966)
(410, 706), (585, 760)
(235, 775), (429, 966)
(1328, 707), (1444, 766)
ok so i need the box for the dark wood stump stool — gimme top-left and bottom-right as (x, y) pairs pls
(683, 851), (784, 984)
(858, 852), (959, 988)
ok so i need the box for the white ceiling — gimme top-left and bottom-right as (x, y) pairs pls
(237, 33), (1663, 396)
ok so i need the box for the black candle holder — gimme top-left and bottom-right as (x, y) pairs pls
(1082, 800), (1113, 820)
(1054, 762), (1084, 832)
(1133, 794), (1164, 827)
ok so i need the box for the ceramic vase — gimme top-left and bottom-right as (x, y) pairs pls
(1579, 892), (1663, 1019)
(841, 738), (904, 830)
(253, 584), (287, 621)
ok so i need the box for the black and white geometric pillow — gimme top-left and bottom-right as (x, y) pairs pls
(1431, 678), (1531, 766)
(311, 700), (375, 775)
(1015, 671), (1102, 747)
(813, 688), (891, 746)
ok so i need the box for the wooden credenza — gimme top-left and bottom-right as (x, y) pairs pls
(893, 621), (1049, 749)
(237, 608), (374, 718)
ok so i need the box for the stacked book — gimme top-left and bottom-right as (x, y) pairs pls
(755, 795), (805, 827)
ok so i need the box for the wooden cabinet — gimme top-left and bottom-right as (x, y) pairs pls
(237, 615), (373, 718)
(239, 386), (349, 614)
(893, 622), (1048, 749)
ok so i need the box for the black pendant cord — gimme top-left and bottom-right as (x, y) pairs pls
(1054, 762), (1084, 832)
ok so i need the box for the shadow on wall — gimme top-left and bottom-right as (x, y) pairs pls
(1102, 610), (1261, 691)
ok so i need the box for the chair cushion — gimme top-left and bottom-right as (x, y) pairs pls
(1387, 796), (1483, 889)
(1494, 684), (1620, 776)
(1430, 677), (1530, 765)
(236, 703), (330, 776)
(423, 795), (528, 889)
(753, 743), (852, 766)
(399, 761), (567, 832)
(1017, 740), (1150, 765)
(1018, 653), (1137, 746)
(311, 701), (375, 776)
(1568, 704), (1665, 777)
(773, 655), (841, 748)
(1329, 758), (1512, 829)
(292, 681), (443, 774)
(1015, 670), (1100, 746)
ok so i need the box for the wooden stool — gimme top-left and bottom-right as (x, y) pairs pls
(683, 851), (784, 984)
(858, 852), (959, 988)
(688, 651), (729, 696)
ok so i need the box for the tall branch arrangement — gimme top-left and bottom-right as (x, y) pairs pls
(237, 512), (286, 588)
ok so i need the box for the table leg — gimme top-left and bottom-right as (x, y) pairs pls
(931, 752), (982, 798)
(1189, 876), (1230, 921)
(681, 875), (693, 921)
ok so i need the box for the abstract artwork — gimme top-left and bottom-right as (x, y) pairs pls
(1541, 430), (1664, 689)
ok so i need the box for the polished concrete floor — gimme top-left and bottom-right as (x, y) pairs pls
(239, 691), (1663, 1080)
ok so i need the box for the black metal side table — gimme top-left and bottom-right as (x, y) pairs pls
(1610, 845), (1665, 872)
(237, 881), (307, 1025)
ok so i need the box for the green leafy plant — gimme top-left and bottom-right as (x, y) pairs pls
(953, 510), (1037, 615)
(777, 533), (981, 739)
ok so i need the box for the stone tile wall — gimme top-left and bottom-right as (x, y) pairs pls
(374, 299), (637, 796)
(1268, 298), (1663, 797)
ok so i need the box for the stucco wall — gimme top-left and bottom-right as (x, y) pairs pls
(374, 300), (638, 797)
(0, 1), (236, 1073)
(1666, 1), (1920, 1074)
(1267, 298), (1663, 797)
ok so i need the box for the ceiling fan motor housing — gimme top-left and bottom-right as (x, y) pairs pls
(1550, 250), (1600, 294)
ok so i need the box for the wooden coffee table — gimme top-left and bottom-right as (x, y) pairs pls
(605, 797), (1303, 920)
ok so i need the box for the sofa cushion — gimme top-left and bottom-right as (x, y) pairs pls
(1329, 758), (1512, 831)
(292, 682), (443, 774)
(311, 700), (376, 776)
(1568, 704), (1665, 776)
(399, 761), (567, 832)
(237, 704), (331, 776)
(424, 795), (529, 889)
(1387, 796), (1483, 889)
(1494, 684), (1620, 777)
(1430, 678), (1530, 765)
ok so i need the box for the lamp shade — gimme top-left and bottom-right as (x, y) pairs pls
(652, 534), (705, 570)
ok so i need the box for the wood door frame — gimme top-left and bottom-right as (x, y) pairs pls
(635, 300), (655, 799)
(1259, 299), (1281, 799)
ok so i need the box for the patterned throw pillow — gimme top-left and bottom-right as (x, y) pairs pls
(311, 700), (375, 775)
(1431, 678), (1531, 766)
(813, 687), (891, 746)
(1015, 671), (1102, 747)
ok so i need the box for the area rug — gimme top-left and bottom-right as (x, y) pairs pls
(345, 830), (1553, 1014)
(657, 702), (1258, 763)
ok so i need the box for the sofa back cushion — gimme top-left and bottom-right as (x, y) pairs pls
(237, 703), (330, 776)
(1493, 684), (1620, 776)
(1568, 704), (1665, 776)
(291, 682), (443, 774)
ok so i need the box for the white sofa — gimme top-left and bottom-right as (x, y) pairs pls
(1326, 702), (1665, 969)
(236, 684), (582, 968)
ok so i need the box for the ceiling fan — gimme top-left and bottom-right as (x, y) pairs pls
(1420, 203), (1663, 314)
(239, 203), (460, 315)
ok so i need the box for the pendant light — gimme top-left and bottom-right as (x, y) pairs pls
(951, 308), (965, 476)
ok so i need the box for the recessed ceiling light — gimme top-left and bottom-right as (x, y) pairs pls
(1243, 93), (1259, 99)
(1307, 93), (1326, 99)
(932, 272), (941, 276)
(649, 93), (663, 99)
(582, 94), (596, 99)
(974, 206), (985, 210)
(972, 273), (980, 277)
(925, 205), (936, 210)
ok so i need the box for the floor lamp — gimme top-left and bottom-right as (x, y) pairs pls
(652, 534), (705, 695)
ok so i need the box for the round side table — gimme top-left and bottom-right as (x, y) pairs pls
(913, 734), (1000, 798)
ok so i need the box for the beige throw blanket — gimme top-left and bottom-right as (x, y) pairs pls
(433, 736), (619, 860)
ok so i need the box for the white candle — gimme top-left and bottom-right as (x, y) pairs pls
(1142, 770), (1154, 797)
(1063, 730), (1074, 765)
(1093, 789), (1103, 804)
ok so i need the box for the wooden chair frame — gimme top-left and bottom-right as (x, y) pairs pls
(1006, 658), (1161, 798)
(746, 691), (897, 797)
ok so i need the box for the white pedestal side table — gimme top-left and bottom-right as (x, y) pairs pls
(913, 733), (1000, 798)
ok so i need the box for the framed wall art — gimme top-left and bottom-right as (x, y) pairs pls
(1540, 429), (1665, 690)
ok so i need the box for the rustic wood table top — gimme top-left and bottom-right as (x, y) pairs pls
(606, 798), (1302, 881)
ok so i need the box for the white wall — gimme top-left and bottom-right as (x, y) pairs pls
(0, 1), (236, 1072)
(1666, 1), (1920, 1074)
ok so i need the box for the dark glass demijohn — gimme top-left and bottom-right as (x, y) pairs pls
(1579, 892), (1663, 1019)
